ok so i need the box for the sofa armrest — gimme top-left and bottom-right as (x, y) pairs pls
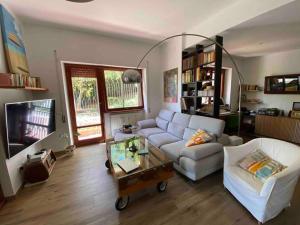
(260, 164), (300, 197)
(137, 119), (157, 129)
(180, 143), (223, 161)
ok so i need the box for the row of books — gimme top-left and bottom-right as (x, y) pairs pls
(182, 70), (194, 83)
(183, 51), (215, 71)
(182, 56), (195, 71)
(183, 68), (216, 83)
(0, 73), (42, 88)
(198, 51), (215, 65)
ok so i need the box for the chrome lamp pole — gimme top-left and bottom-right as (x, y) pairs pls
(122, 33), (244, 136)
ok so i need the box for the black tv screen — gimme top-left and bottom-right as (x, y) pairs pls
(5, 99), (55, 158)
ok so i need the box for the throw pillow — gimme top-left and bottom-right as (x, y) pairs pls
(185, 129), (212, 147)
(238, 150), (286, 182)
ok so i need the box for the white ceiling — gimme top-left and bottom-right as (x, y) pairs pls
(222, 0), (300, 57)
(1, 0), (239, 41)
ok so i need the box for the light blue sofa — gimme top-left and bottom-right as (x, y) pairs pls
(137, 109), (226, 181)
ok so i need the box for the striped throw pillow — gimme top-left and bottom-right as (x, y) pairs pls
(238, 150), (286, 182)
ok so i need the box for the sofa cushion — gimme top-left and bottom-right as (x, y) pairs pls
(156, 117), (168, 130)
(167, 122), (186, 138)
(137, 119), (157, 129)
(167, 113), (191, 138)
(148, 132), (181, 148)
(180, 142), (223, 161)
(158, 109), (175, 121)
(137, 128), (165, 138)
(172, 113), (191, 127)
(188, 115), (225, 138)
(183, 128), (196, 140)
(160, 140), (186, 163)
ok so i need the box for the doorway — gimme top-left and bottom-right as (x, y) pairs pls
(65, 64), (105, 146)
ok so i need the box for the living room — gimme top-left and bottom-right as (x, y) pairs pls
(0, 0), (300, 225)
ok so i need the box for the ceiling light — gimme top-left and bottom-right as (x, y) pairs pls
(66, 0), (94, 3)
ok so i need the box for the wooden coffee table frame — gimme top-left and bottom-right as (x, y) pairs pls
(105, 138), (174, 210)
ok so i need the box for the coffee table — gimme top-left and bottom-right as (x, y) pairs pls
(105, 136), (174, 210)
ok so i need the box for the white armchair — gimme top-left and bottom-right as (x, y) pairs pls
(223, 138), (300, 224)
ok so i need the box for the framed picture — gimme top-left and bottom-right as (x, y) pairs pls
(265, 74), (300, 94)
(0, 5), (29, 74)
(164, 68), (178, 103)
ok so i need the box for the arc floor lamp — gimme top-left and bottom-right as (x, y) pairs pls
(122, 33), (244, 136)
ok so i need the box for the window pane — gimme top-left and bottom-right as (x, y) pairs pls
(104, 70), (143, 109)
(77, 125), (102, 141)
(71, 77), (101, 126)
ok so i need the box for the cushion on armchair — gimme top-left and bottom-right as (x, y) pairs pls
(239, 150), (286, 182)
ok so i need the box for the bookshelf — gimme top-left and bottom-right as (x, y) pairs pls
(0, 73), (48, 92)
(241, 84), (263, 105)
(181, 36), (223, 117)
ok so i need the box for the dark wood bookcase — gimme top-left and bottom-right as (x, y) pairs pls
(181, 36), (223, 118)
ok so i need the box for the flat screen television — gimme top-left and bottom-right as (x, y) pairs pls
(5, 99), (55, 158)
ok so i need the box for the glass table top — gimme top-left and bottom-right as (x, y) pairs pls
(106, 137), (172, 178)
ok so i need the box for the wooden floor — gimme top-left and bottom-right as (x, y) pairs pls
(0, 144), (300, 225)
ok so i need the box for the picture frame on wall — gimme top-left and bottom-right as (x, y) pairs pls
(164, 68), (178, 103)
(0, 5), (29, 75)
(265, 74), (300, 94)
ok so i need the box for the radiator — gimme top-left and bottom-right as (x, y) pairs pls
(107, 112), (145, 137)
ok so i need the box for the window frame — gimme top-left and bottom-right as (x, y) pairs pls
(99, 66), (144, 113)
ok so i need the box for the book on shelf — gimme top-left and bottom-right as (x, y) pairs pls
(198, 51), (215, 65)
(196, 67), (201, 81)
(182, 56), (195, 71)
(0, 73), (12, 86)
(0, 73), (42, 88)
(182, 70), (194, 83)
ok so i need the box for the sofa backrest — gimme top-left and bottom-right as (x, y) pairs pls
(167, 112), (191, 138)
(156, 109), (175, 130)
(158, 109), (175, 121)
(183, 128), (196, 140)
(188, 115), (225, 138)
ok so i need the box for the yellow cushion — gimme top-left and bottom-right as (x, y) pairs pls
(185, 129), (212, 147)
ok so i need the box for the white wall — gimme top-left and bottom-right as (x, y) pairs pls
(222, 55), (245, 111)
(22, 23), (162, 148)
(160, 38), (183, 112)
(241, 48), (300, 114)
(0, 5), (42, 197)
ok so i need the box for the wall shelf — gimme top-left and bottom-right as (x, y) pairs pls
(242, 90), (262, 92)
(0, 73), (48, 92)
(0, 86), (48, 92)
